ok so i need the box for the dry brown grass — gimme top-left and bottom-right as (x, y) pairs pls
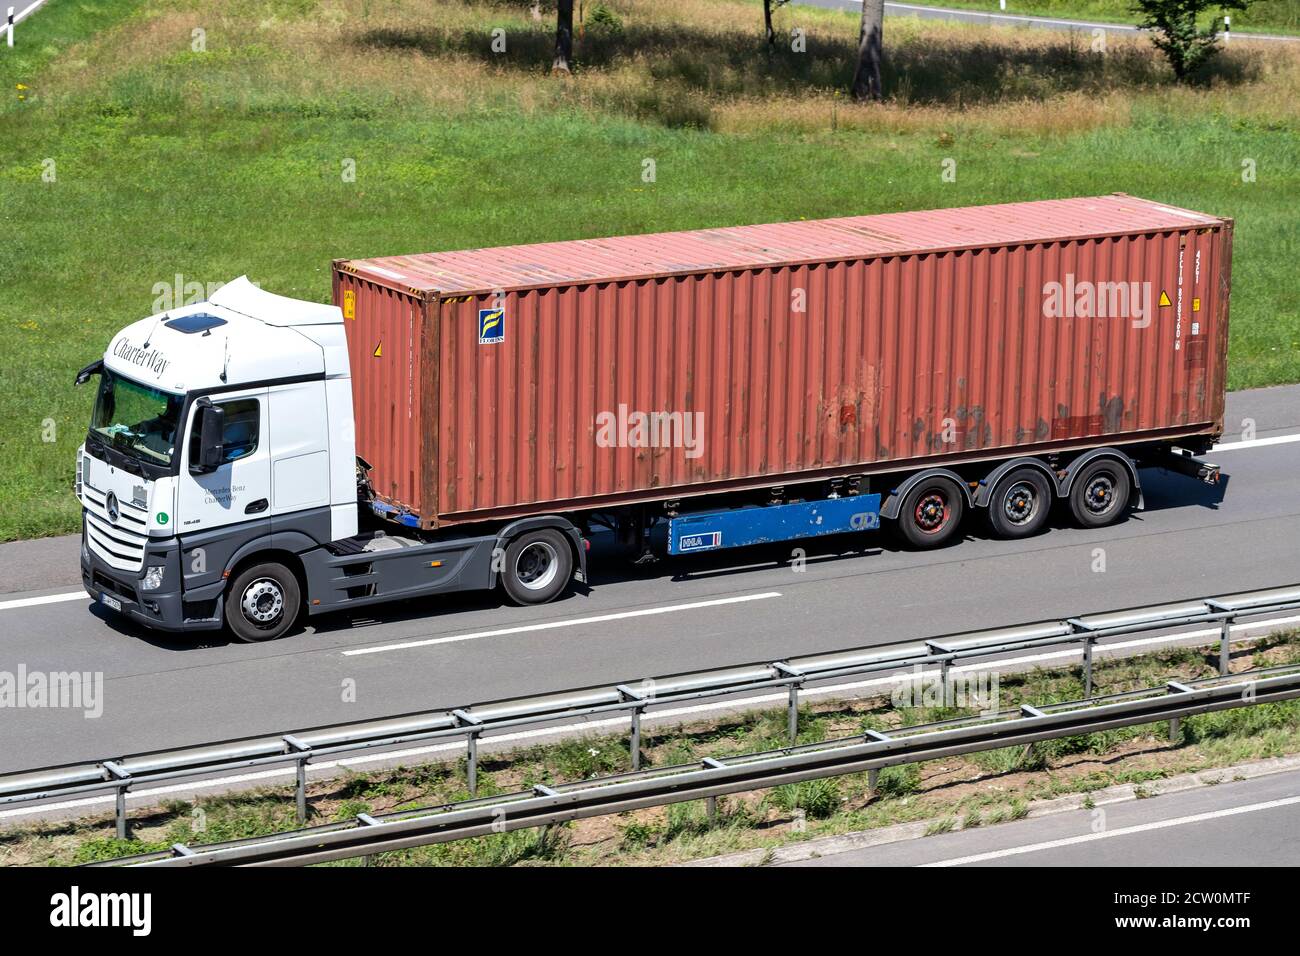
(34, 0), (1300, 138)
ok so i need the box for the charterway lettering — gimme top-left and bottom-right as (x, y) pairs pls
(112, 338), (170, 378)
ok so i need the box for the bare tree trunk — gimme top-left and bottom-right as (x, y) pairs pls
(764, 0), (776, 46)
(553, 0), (574, 74)
(851, 0), (884, 102)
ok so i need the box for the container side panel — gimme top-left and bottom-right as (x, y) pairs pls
(428, 227), (1228, 525)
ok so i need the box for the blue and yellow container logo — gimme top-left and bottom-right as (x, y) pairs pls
(478, 307), (505, 345)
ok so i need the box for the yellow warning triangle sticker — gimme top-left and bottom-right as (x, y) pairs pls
(1158, 290), (1172, 307)
(373, 341), (382, 358)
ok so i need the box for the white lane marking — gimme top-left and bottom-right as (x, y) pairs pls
(343, 591), (785, 656)
(921, 794), (1300, 867)
(0, 590), (89, 612)
(1211, 433), (1300, 453)
(5, 614), (1296, 824)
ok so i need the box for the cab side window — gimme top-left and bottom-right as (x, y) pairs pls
(189, 398), (261, 467)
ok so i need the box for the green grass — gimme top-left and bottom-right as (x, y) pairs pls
(0, 0), (1297, 541)
(895, 0), (1300, 36)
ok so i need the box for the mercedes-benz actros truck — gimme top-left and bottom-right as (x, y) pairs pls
(75, 196), (1228, 641)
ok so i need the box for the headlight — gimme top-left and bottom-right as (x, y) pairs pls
(141, 566), (165, 591)
(75, 450), (83, 498)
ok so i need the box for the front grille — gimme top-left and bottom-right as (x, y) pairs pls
(93, 570), (138, 603)
(83, 485), (148, 572)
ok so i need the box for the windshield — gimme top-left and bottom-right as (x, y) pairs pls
(90, 370), (183, 467)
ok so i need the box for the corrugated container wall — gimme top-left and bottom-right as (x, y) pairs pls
(333, 195), (1231, 529)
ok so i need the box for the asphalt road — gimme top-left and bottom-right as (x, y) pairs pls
(799, 0), (1298, 43)
(785, 766), (1300, 865)
(0, 384), (1297, 774)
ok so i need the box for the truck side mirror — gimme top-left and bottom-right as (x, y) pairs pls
(191, 401), (226, 474)
(74, 360), (104, 386)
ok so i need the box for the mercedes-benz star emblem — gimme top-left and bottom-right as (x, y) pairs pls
(106, 491), (120, 524)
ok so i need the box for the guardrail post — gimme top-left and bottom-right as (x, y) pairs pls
(862, 730), (890, 796)
(618, 685), (648, 771)
(701, 759), (725, 823)
(1165, 682), (1193, 745)
(467, 731), (480, 796)
(451, 709), (485, 797)
(773, 663), (804, 746)
(283, 735), (312, 824)
(1204, 601), (1234, 676)
(1219, 618), (1232, 676)
(103, 761), (131, 840)
(1066, 619), (1097, 697)
(357, 813), (381, 866)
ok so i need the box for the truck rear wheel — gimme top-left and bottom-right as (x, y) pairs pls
(500, 529), (574, 605)
(225, 561), (301, 642)
(897, 477), (965, 549)
(1068, 458), (1132, 528)
(986, 468), (1053, 539)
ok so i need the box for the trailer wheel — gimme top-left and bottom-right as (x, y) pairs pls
(986, 468), (1053, 539)
(225, 562), (301, 643)
(500, 529), (574, 606)
(897, 477), (964, 549)
(1068, 458), (1132, 528)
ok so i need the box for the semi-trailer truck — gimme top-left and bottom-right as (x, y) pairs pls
(76, 195), (1229, 642)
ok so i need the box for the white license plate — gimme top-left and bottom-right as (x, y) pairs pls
(99, 592), (122, 612)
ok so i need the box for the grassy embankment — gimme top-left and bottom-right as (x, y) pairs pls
(3, 631), (1298, 866)
(1, 0), (1297, 541)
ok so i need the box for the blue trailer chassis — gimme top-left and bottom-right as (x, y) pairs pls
(668, 494), (882, 556)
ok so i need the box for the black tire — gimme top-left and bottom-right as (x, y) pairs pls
(896, 477), (965, 549)
(985, 467), (1053, 539)
(225, 561), (302, 643)
(1068, 458), (1133, 528)
(500, 528), (574, 605)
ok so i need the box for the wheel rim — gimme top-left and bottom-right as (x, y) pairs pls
(515, 541), (560, 591)
(1002, 480), (1039, 526)
(914, 489), (951, 534)
(240, 578), (285, 627)
(1083, 473), (1118, 516)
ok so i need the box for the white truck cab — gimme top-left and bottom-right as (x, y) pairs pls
(77, 278), (359, 638)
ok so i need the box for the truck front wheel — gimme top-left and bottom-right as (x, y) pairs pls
(225, 562), (302, 642)
(500, 529), (574, 605)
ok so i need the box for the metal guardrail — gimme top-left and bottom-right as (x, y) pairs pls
(2, 583), (1299, 840)
(102, 664), (1300, 866)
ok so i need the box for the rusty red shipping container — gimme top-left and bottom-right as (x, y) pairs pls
(332, 194), (1231, 529)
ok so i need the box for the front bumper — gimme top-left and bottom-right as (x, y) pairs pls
(81, 525), (222, 633)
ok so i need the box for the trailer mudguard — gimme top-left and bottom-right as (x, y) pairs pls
(493, 515), (587, 583)
(880, 468), (974, 520)
(973, 457), (1062, 508)
(1059, 448), (1144, 510)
